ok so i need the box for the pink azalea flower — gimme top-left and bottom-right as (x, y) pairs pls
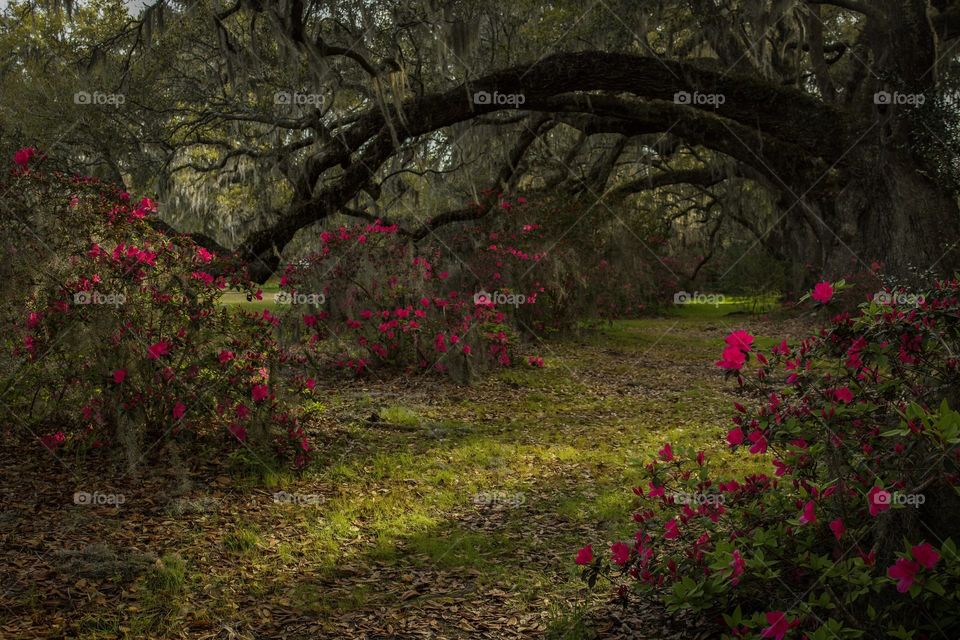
(218, 350), (235, 363)
(306, 378), (316, 391)
(647, 482), (665, 498)
(725, 330), (755, 352)
(811, 281), (834, 304)
(575, 545), (593, 565)
(748, 430), (768, 454)
(761, 611), (797, 640)
(829, 518), (845, 541)
(172, 401), (187, 420)
(799, 500), (816, 525)
(195, 247), (214, 263)
(13, 146), (36, 168)
(832, 386), (854, 404)
(867, 486), (891, 517)
(251, 384), (270, 402)
(146, 341), (171, 359)
(912, 543), (940, 570)
(729, 549), (745, 585)
(611, 541), (630, 566)
(112, 369), (127, 384)
(716, 345), (746, 371)
(40, 431), (65, 450)
(228, 423), (247, 442)
(887, 558), (920, 593)
(727, 427), (745, 447)
(664, 519), (679, 539)
(658, 443), (674, 462)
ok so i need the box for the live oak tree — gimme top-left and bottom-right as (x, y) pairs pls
(5, 0), (960, 285)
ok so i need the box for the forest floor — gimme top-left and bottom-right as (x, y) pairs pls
(0, 305), (815, 639)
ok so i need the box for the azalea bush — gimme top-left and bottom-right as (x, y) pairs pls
(2, 149), (310, 467)
(578, 278), (960, 638)
(278, 200), (549, 381)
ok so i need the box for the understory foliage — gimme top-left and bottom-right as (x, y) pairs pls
(2, 149), (310, 467)
(278, 191), (668, 381)
(579, 279), (960, 638)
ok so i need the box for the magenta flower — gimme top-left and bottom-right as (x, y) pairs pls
(829, 518), (846, 541)
(748, 430), (768, 454)
(610, 541), (630, 566)
(112, 369), (127, 384)
(13, 146), (36, 168)
(575, 545), (593, 565)
(832, 386), (854, 404)
(729, 549), (745, 585)
(664, 519), (679, 539)
(172, 401), (187, 420)
(647, 482), (665, 498)
(761, 611), (797, 640)
(716, 345), (746, 370)
(251, 384), (270, 402)
(867, 486), (891, 517)
(725, 330), (755, 352)
(798, 500), (816, 525)
(912, 543), (940, 570)
(811, 281), (834, 304)
(228, 423), (247, 442)
(658, 443), (674, 462)
(727, 427), (745, 447)
(146, 341), (171, 359)
(887, 558), (920, 593)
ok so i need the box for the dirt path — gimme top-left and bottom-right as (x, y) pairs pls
(0, 314), (813, 639)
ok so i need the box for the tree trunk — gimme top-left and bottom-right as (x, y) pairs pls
(779, 149), (959, 288)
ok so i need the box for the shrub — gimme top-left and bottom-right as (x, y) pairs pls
(579, 277), (960, 638)
(278, 208), (545, 381)
(2, 149), (309, 467)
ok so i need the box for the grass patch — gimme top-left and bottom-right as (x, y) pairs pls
(223, 525), (261, 555)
